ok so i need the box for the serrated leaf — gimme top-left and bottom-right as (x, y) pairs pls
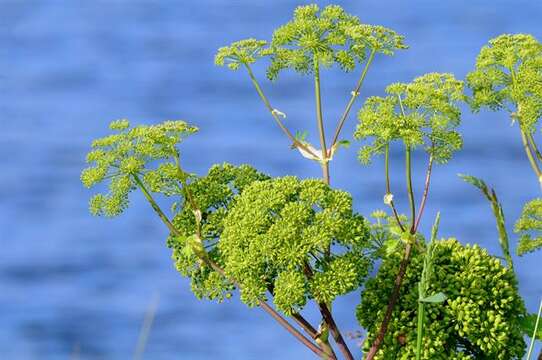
(420, 292), (447, 303)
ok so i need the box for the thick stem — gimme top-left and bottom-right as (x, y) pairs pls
(413, 154), (433, 233)
(321, 162), (330, 186)
(244, 64), (319, 159)
(330, 49), (376, 149)
(319, 304), (354, 360)
(303, 263), (353, 360)
(132, 175), (324, 357)
(256, 299), (325, 358)
(385, 143), (405, 232)
(313, 58), (330, 185)
(365, 243), (413, 360)
(405, 145), (416, 232)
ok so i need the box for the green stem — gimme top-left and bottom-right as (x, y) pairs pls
(385, 143), (405, 232)
(303, 262), (352, 360)
(489, 189), (514, 272)
(413, 154), (433, 233)
(519, 123), (542, 186)
(405, 145), (416, 233)
(244, 64), (319, 159)
(527, 298), (542, 360)
(365, 243), (413, 360)
(133, 174), (178, 235)
(415, 294), (424, 360)
(313, 57), (330, 185)
(528, 132), (542, 162)
(330, 49), (376, 148)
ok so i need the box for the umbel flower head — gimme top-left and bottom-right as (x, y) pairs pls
(355, 73), (465, 164)
(218, 176), (371, 314)
(357, 239), (526, 359)
(80, 119), (198, 216)
(514, 198), (542, 255)
(466, 34), (542, 132)
(215, 4), (406, 80)
(168, 163), (270, 301)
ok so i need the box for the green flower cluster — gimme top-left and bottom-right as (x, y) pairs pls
(219, 176), (371, 314)
(466, 34), (542, 132)
(214, 38), (269, 71)
(357, 239), (526, 359)
(168, 163), (270, 301)
(355, 73), (465, 164)
(81, 119), (198, 216)
(215, 4), (406, 80)
(514, 198), (542, 255)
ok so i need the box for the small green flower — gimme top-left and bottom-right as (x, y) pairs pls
(214, 38), (269, 70)
(357, 238), (526, 359)
(215, 5), (406, 80)
(466, 34), (542, 132)
(355, 73), (465, 164)
(266, 4), (406, 80)
(80, 119), (198, 217)
(219, 176), (371, 310)
(515, 198), (542, 255)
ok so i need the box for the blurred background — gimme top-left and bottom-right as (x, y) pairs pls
(1, 0), (541, 359)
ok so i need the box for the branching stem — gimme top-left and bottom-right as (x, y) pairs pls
(244, 64), (319, 159)
(519, 121), (542, 185)
(405, 145), (416, 232)
(303, 262), (353, 360)
(330, 49), (376, 149)
(385, 143), (405, 231)
(365, 243), (413, 360)
(413, 154), (434, 233)
(314, 57), (330, 185)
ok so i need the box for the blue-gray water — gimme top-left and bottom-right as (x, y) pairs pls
(1, 1), (541, 359)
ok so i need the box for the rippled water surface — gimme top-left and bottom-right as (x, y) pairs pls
(1, 1), (541, 359)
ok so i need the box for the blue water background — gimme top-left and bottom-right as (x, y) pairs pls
(1, 0), (541, 358)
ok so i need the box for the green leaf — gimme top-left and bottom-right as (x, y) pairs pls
(458, 173), (489, 196)
(337, 139), (351, 148)
(419, 292), (447, 303)
(520, 313), (542, 339)
(459, 174), (514, 270)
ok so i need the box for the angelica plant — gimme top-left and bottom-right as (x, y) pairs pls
(80, 4), (541, 359)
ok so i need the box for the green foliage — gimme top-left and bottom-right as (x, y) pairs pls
(357, 239), (526, 359)
(219, 176), (371, 314)
(355, 73), (465, 164)
(169, 163), (270, 302)
(459, 174), (514, 270)
(366, 210), (410, 258)
(514, 198), (542, 255)
(215, 4), (406, 80)
(466, 34), (542, 132)
(520, 311), (542, 340)
(81, 119), (198, 216)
